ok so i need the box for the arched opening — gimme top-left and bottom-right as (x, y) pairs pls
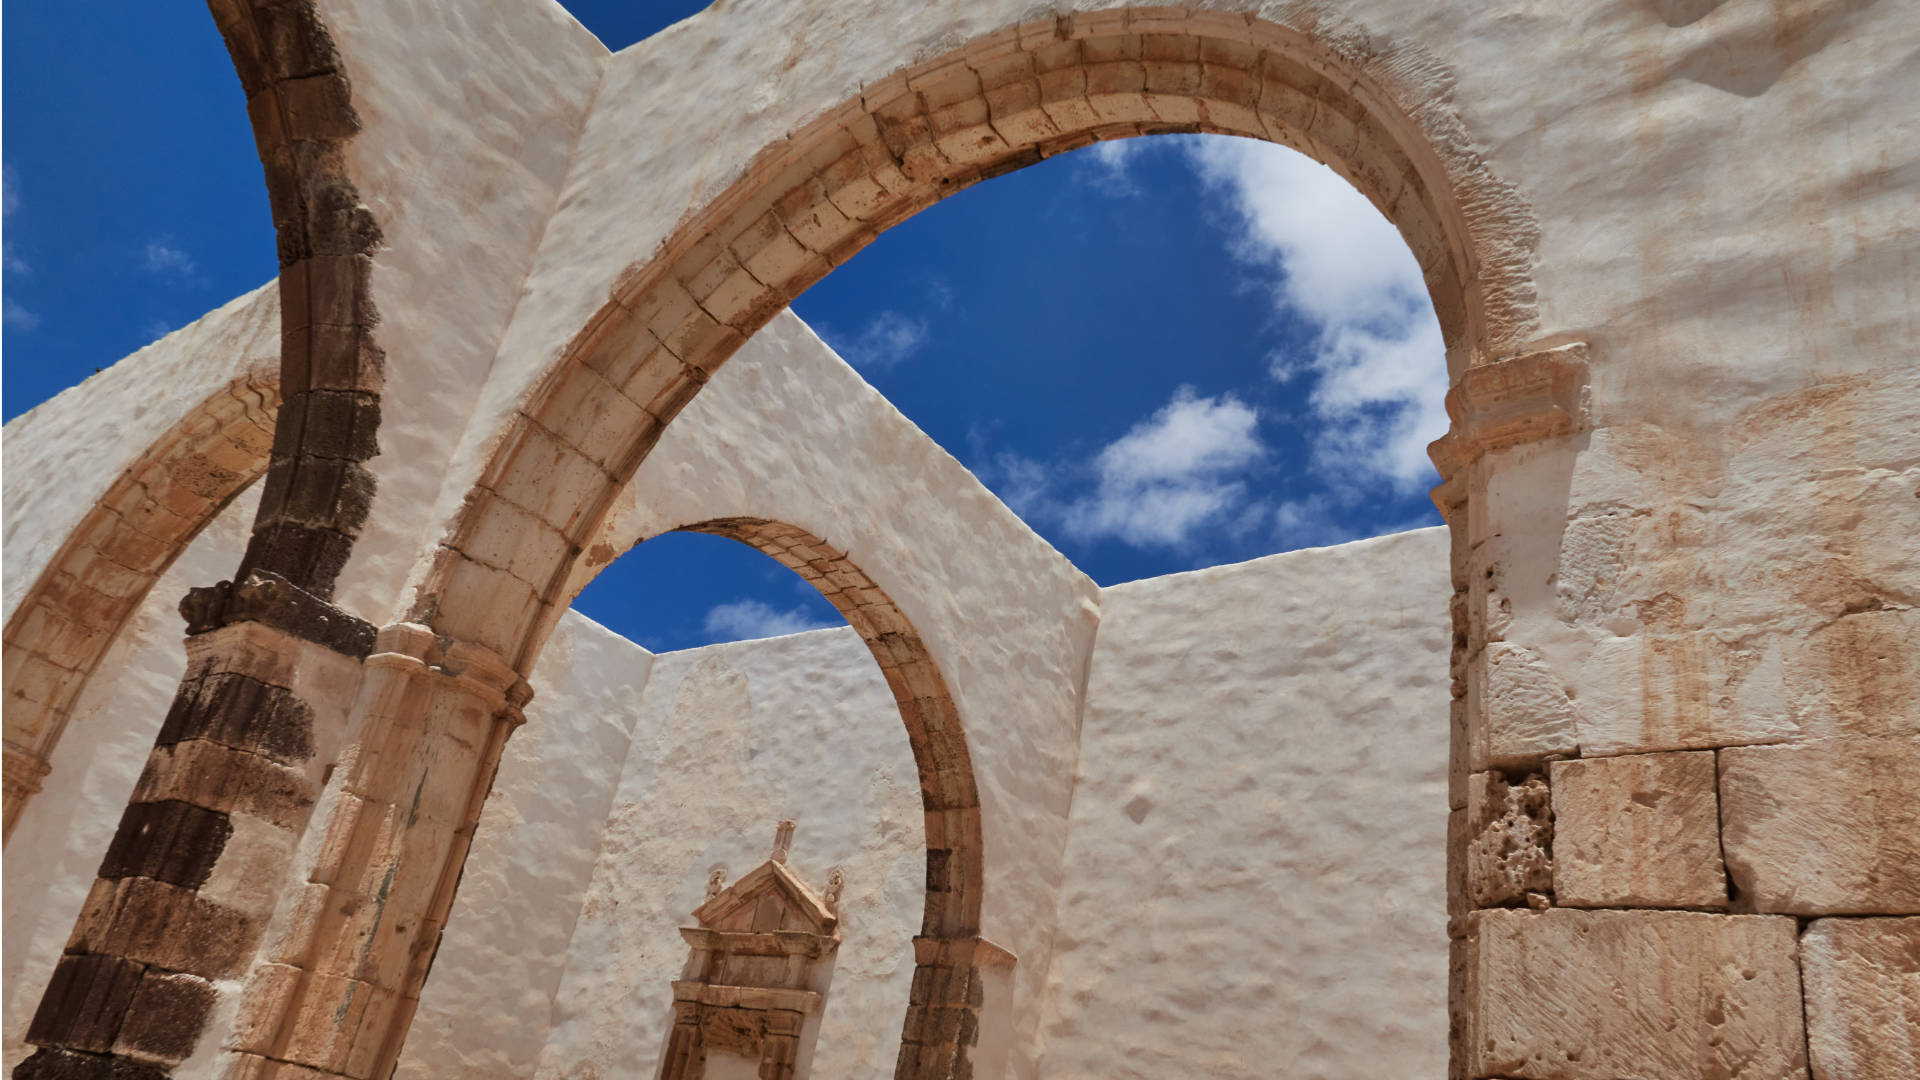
(406, 521), (967, 1077)
(2, 367), (278, 841)
(403, 14), (1518, 1078)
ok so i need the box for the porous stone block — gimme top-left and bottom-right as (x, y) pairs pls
(1461, 772), (1553, 908)
(1550, 751), (1727, 908)
(1460, 908), (1806, 1080)
(1720, 738), (1920, 914)
(1802, 918), (1920, 1080)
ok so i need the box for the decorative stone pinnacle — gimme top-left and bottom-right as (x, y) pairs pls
(706, 866), (728, 901)
(772, 820), (796, 863)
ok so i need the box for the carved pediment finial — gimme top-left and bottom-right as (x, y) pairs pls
(771, 820), (796, 864)
(706, 865), (728, 902)
(824, 867), (845, 911)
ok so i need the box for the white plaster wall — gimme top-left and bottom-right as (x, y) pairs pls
(529, 627), (928, 1080)
(2, 480), (263, 1070)
(396, 610), (656, 1079)
(317, 0), (607, 622)
(1, 283), (276, 625)
(578, 309), (1103, 1073)
(1039, 527), (1452, 1078)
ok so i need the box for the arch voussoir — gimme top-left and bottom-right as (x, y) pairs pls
(2, 369), (280, 844)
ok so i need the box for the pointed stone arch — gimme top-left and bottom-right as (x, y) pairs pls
(674, 517), (983, 940)
(2, 367), (279, 841)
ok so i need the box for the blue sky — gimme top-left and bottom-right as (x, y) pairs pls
(3, 2), (1445, 653)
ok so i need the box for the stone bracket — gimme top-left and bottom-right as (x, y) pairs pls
(181, 570), (377, 659)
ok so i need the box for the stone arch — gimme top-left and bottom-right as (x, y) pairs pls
(2, 367), (279, 842)
(205, 0), (384, 600)
(415, 8), (1536, 665)
(400, 16), (1535, 1074)
(632, 516), (982, 939)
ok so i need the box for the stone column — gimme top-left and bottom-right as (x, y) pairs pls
(1434, 346), (1817, 1080)
(219, 622), (528, 1080)
(16, 573), (372, 1080)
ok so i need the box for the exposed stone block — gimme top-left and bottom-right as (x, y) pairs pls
(65, 877), (260, 979)
(1573, 630), (1794, 756)
(112, 971), (217, 1065)
(1550, 751), (1727, 909)
(1802, 918), (1920, 1080)
(25, 953), (145, 1054)
(1470, 641), (1578, 770)
(131, 739), (315, 831)
(1460, 909), (1805, 1079)
(97, 799), (234, 890)
(156, 671), (316, 766)
(1462, 772), (1553, 908)
(13, 1047), (169, 1080)
(1720, 738), (1920, 914)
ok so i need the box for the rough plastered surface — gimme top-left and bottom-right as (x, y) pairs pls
(1039, 527), (1451, 1078)
(320, 0), (606, 621)
(0, 285), (276, 625)
(1, 480), (261, 1070)
(395, 611), (654, 1079)
(527, 628), (928, 1080)
(583, 307), (1101, 1068)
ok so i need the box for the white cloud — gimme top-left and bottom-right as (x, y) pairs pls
(4, 167), (34, 329)
(825, 310), (928, 369)
(144, 239), (196, 279)
(1014, 387), (1269, 551)
(1081, 138), (1149, 195)
(1182, 136), (1448, 493)
(4, 299), (39, 331)
(702, 599), (835, 641)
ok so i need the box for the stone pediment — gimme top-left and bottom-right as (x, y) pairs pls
(691, 857), (839, 937)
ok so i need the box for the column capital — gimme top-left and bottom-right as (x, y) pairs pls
(366, 622), (533, 720)
(1428, 343), (1592, 512)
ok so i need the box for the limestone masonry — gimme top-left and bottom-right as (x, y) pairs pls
(3, 2), (1915, 1078)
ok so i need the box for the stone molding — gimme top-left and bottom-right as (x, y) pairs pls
(180, 570), (378, 660)
(1428, 343), (1592, 514)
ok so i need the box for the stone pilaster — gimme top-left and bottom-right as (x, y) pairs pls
(217, 621), (528, 1080)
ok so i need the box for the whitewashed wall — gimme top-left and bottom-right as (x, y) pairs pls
(1040, 527), (1452, 1078)
(526, 627), (929, 1080)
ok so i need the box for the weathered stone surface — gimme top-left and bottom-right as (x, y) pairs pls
(1720, 738), (1920, 914)
(24, 954), (143, 1055)
(1460, 909), (1806, 1080)
(1463, 771), (1554, 909)
(111, 971), (216, 1065)
(1470, 641), (1578, 770)
(1550, 750), (1726, 909)
(1802, 918), (1920, 1080)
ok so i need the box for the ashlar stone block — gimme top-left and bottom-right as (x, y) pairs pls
(1469, 641), (1578, 771)
(1802, 918), (1919, 1080)
(1550, 750), (1727, 909)
(1720, 738), (1920, 914)
(1460, 908), (1806, 1080)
